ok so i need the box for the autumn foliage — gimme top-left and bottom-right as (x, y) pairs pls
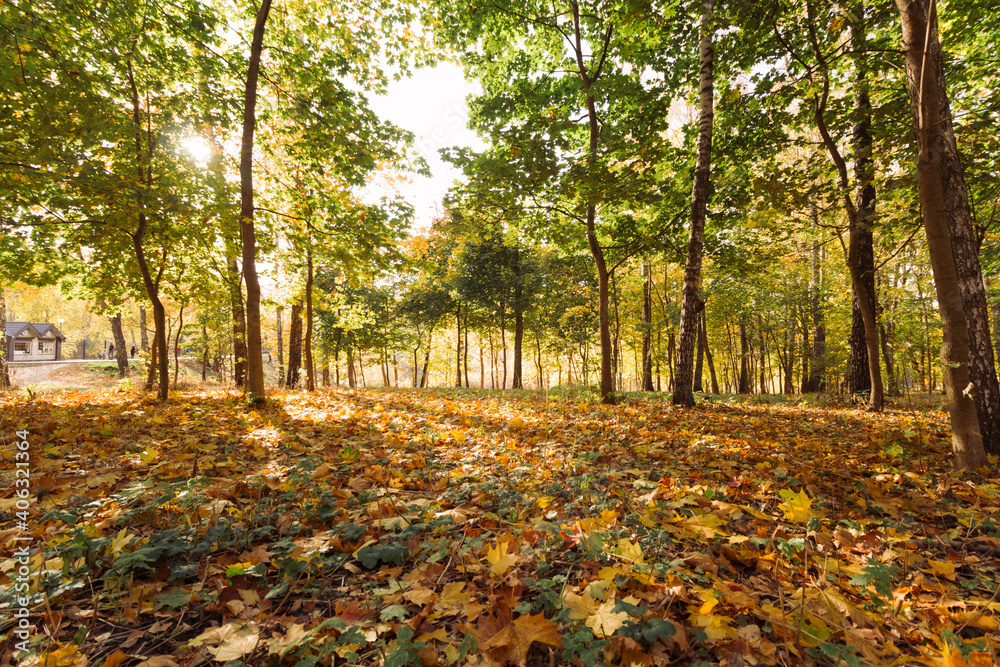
(2, 388), (999, 666)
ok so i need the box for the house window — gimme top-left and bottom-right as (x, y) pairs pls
(14, 340), (31, 354)
(39, 340), (54, 353)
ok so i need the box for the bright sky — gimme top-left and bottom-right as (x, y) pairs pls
(367, 62), (485, 231)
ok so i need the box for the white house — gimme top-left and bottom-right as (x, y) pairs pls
(5, 322), (67, 362)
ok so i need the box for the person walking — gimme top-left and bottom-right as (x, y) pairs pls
(130, 345), (137, 359)
(108, 343), (115, 358)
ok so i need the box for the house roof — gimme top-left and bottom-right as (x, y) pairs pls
(5, 322), (67, 340)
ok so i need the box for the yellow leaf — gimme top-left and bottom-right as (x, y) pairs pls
(36, 645), (84, 666)
(927, 559), (957, 581)
(586, 598), (629, 638)
(109, 528), (133, 556)
(614, 538), (644, 564)
(778, 488), (820, 524)
(688, 612), (737, 641)
(487, 540), (518, 577)
(698, 588), (720, 615)
(562, 589), (600, 620)
(139, 447), (159, 464)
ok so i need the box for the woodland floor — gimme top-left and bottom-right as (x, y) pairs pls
(1, 384), (999, 667)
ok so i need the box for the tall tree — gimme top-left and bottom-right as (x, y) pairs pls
(673, 0), (715, 407)
(896, 0), (987, 467)
(237, 0), (272, 403)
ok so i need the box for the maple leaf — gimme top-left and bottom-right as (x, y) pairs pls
(586, 598), (629, 638)
(926, 559), (957, 581)
(188, 622), (260, 661)
(487, 539), (518, 577)
(562, 589), (600, 620)
(688, 612), (737, 642)
(481, 613), (562, 664)
(778, 488), (820, 523)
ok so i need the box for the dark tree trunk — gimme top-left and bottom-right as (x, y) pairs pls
(110, 312), (129, 379)
(228, 255), (248, 389)
(694, 309), (705, 393)
(238, 0), (272, 403)
(758, 316), (768, 394)
(673, 0), (714, 407)
(896, 0), (987, 467)
(1, 289), (11, 387)
(276, 306), (284, 387)
(703, 310), (720, 394)
(286, 301), (302, 389)
(567, 0), (616, 403)
(173, 305), (184, 391)
(145, 329), (159, 392)
(513, 298), (524, 389)
(305, 249), (315, 391)
(202, 324), (209, 381)
(738, 318), (751, 394)
(810, 3), (884, 410)
(139, 306), (149, 354)
(849, 3), (879, 398)
(500, 306), (508, 389)
(642, 261), (654, 391)
(455, 304), (463, 388)
(126, 59), (168, 400)
(806, 212), (826, 392)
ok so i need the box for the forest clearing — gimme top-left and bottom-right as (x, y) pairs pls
(2, 387), (999, 666)
(3, 0), (1000, 665)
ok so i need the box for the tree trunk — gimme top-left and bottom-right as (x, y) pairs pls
(694, 306), (705, 393)
(896, 0), (987, 467)
(642, 261), (654, 391)
(139, 306), (149, 354)
(807, 211), (826, 391)
(305, 249), (315, 391)
(145, 329), (159, 392)
(738, 318), (751, 394)
(126, 59), (168, 400)
(849, 4), (880, 401)
(276, 306), (284, 387)
(0, 288), (9, 388)
(173, 305), (184, 391)
(110, 312), (129, 379)
(568, 0), (616, 403)
(456, 304), (463, 388)
(202, 324), (209, 381)
(463, 312), (470, 388)
(420, 329), (432, 388)
(286, 301), (302, 388)
(238, 0), (272, 403)
(810, 5), (884, 410)
(673, 0), (714, 407)
(703, 310), (720, 394)
(500, 306), (508, 389)
(513, 297), (524, 389)
(612, 273), (621, 390)
(228, 255), (248, 389)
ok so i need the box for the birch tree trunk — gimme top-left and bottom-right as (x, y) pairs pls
(673, 0), (714, 407)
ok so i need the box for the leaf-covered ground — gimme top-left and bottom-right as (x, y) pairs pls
(2, 388), (999, 667)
